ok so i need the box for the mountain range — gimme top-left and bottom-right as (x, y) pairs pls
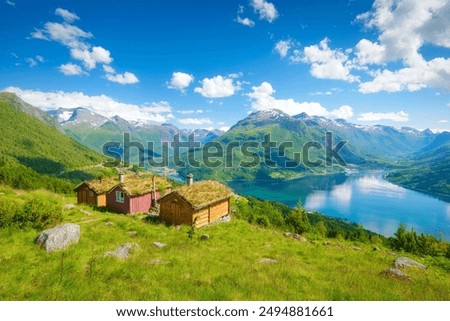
(48, 107), (224, 149)
(0, 92), (448, 197)
(179, 108), (442, 181)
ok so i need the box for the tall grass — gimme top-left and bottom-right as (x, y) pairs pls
(0, 198), (449, 300)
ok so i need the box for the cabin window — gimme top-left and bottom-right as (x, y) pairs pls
(116, 191), (124, 203)
(88, 191), (94, 197)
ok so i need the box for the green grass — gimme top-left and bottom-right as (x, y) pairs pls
(0, 191), (449, 300)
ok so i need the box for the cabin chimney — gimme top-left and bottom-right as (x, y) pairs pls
(119, 173), (125, 183)
(187, 173), (194, 186)
(151, 175), (157, 207)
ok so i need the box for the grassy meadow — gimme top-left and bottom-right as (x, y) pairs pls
(0, 187), (449, 301)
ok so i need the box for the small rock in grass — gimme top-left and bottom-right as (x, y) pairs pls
(128, 231), (138, 237)
(200, 234), (209, 240)
(293, 234), (308, 242)
(350, 246), (362, 251)
(373, 246), (381, 251)
(104, 243), (139, 259)
(153, 241), (166, 249)
(62, 203), (75, 210)
(394, 257), (427, 270)
(283, 232), (292, 238)
(259, 258), (277, 264)
(79, 209), (92, 216)
(105, 222), (114, 227)
(148, 259), (169, 265)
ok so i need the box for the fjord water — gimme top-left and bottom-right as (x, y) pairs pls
(229, 171), (450, 240)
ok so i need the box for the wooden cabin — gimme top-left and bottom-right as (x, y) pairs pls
(106, 175), (171, 214)
(74, 178), (117, 207)
(158, 180), (233, 228)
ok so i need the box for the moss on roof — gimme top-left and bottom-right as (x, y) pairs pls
(163, 180), (233, 209)
(76, 174), (170, 196)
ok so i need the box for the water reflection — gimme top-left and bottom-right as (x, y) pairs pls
(356, 174), (405, 198)
(229, 171), (450, 240)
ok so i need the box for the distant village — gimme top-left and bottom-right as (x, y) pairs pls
(75, 173), (233, 228)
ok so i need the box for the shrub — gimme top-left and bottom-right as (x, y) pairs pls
(315, 221), (327, 237)
(14, 197), (63, 230)
(0, 198), (19, 228)
(286, 208), (310, 234)
(255, 215), (270, 227)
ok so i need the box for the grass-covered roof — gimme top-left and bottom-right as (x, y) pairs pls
(76, 174), (170, 196)
(162, 180), (233, 209)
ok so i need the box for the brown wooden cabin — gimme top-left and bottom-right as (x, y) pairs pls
(158, 180), (233, 228)
(74, 178), (117, 207)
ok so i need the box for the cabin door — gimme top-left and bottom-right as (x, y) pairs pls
(78, 190), (87, 204)
(170, 202), (181, 225)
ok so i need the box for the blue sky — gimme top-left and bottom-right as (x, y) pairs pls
(1, 0), (449, 131)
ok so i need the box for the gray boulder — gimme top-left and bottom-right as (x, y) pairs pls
(394, 257), (427, 270)
(381, 268), (413, 281)
(105, 243), (139, 259)
(35, 223), (80, 252)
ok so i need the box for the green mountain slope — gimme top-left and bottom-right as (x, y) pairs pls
(0, 96), (105, 192)
(386, 133), (450, 200)
(0, 92), (63, 132)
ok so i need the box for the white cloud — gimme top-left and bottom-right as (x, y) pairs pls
(59, 63), (87, 76)
(251, 0), (279, 23)
(31, 22), (92, 49)
(300, 38), (358, 83)
(30, 9), (138, 85)
(360, 57), (450, 93)
(168, 72), (194, 92)
(355, 39), (386, 65)
(235, 5), (255, 27)
(438, 120), (448, 124)
(274, 40), (291, 58)
(357, 111), (409, 122)
(102, 64), (115, 74)
(6, 0), (15, 7)
(70, 46), (112, 70)
(178, 110), (203, 115)
(25, 55), (44, 67)
(106, 71), (139, 84)
(311, 91), (332, 96)
(248, 82), (354, 119)
(4, 86), (172, 123)
(142, 101), (172, 113)
(355, 0), (450, 93)
(178, 118), (213, 125)
(55, 8), (80, 23)
(236, 16), (255, 27)
(219, 126), (230, 132)
(194, 75), (237, 98)
(25, 58), (37, 67)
